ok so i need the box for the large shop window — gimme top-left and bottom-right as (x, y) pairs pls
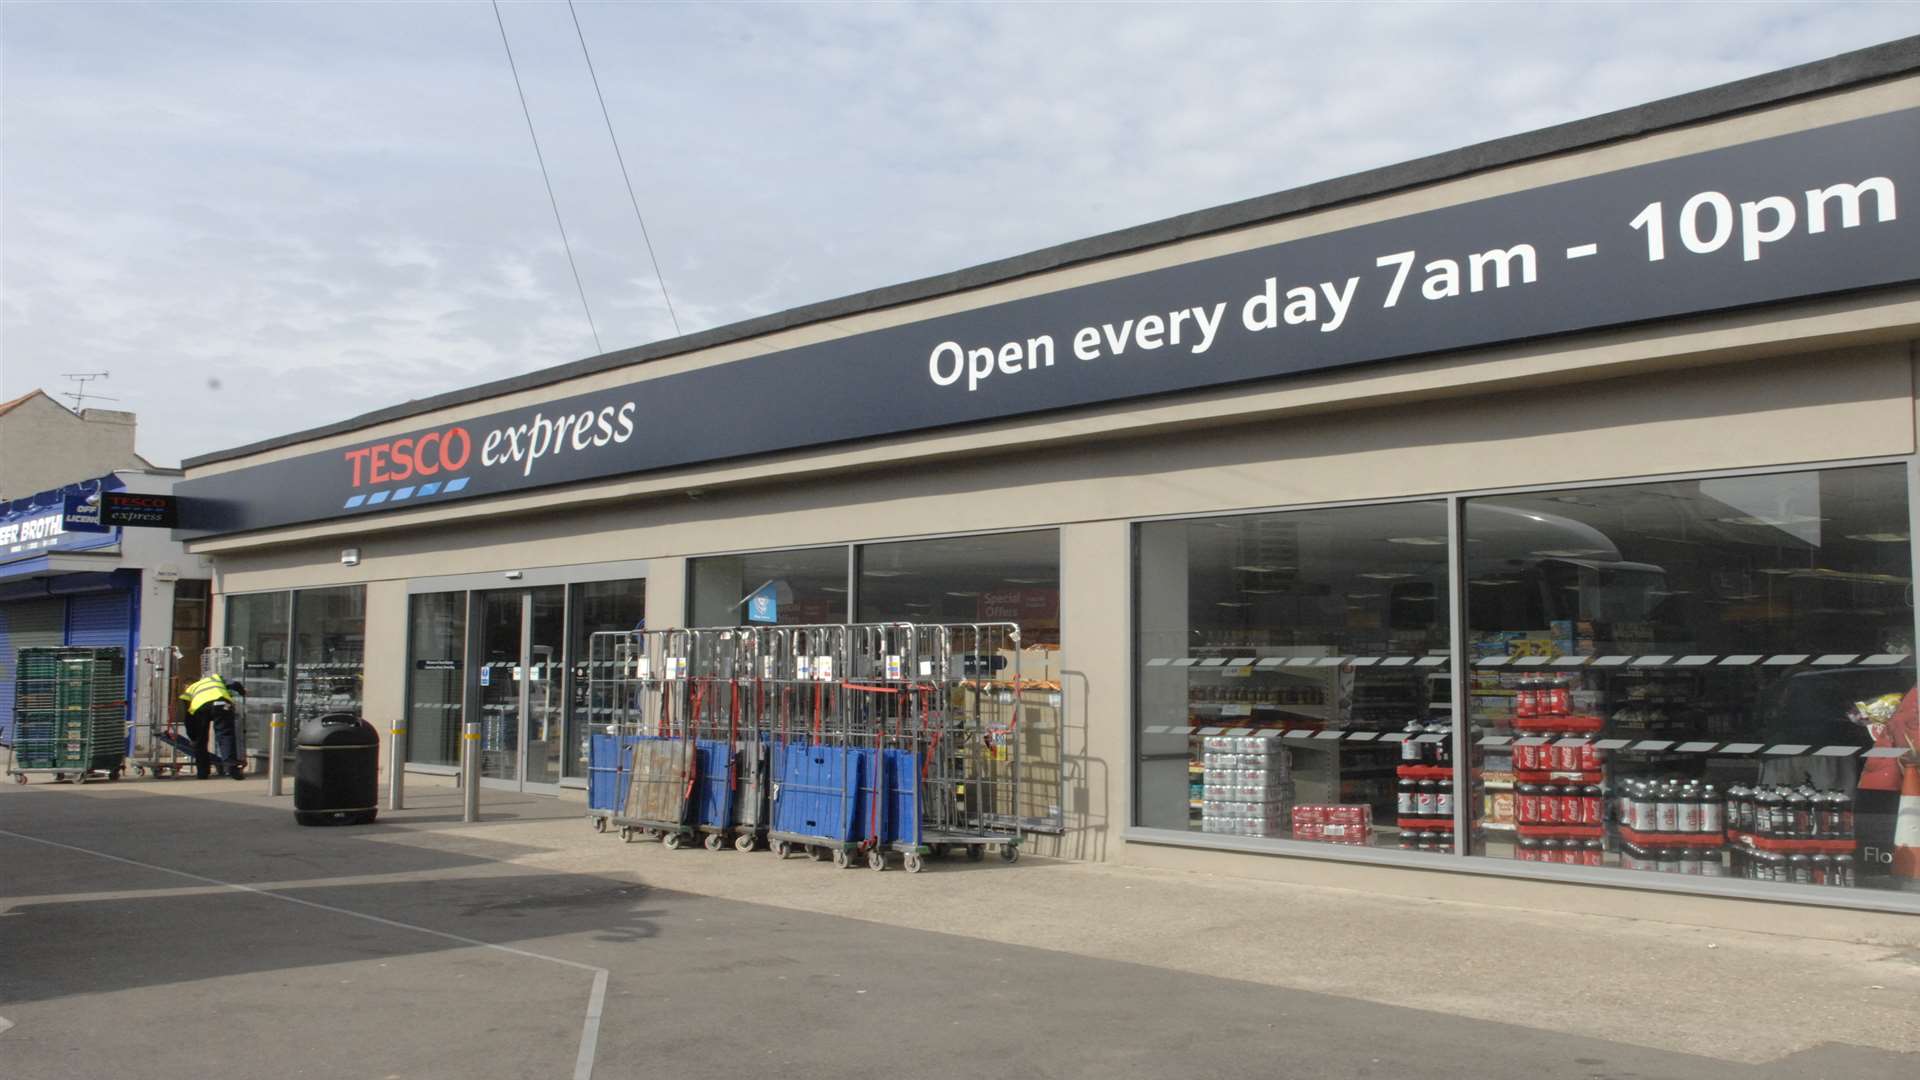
(858, 530), (1065, 829)
(406, 592), (465, 767)
(567, 579), (646, 778)
(689, 547), (848, 626)
(1136, 504), (1453, 850)
(224, 591), (290, 754)
(1465, 465), (1916, 893)
(291, 586), (366, 727)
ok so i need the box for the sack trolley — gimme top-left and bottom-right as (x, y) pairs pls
(608, 629), (699, 849)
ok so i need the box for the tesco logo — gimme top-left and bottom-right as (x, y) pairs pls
(343, 427), (472, 488)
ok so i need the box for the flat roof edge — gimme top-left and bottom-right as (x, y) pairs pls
(184, 34), (1920, 470)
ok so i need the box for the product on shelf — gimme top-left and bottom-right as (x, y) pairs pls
(1722, 781), (1857, 887)
(1510, 675), (1604, 732)
(1291, 803), (1372, 844)
(1393, 719), (1456, 845)
(1200, 736), (1294, 837)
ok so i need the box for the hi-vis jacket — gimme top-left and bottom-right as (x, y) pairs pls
(179, 675), (238, 716)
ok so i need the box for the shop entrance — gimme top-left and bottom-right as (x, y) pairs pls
(475, 586), (566, 793)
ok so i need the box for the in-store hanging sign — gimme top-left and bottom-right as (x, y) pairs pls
(746, 587), (779, 625)
(176, 108), (1920, 538)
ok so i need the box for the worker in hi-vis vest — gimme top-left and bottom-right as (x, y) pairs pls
(179, 673), (246, 780)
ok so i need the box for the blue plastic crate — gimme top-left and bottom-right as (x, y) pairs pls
(770, 743), (865, 843)
(694, 739), (737, 829)
(885, 749), (922, 846)
(588, 733), (653, 813)
(853, 748), (923, 846)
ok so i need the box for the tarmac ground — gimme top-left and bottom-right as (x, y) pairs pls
(1, 774), (1916, 1080)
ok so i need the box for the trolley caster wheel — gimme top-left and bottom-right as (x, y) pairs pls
(867, 848), (888, 872)
(108, 768), (122, 782)
(620, 826), (637, 843)
(930, 843), (949, 859)
(1000, 845), (1020, 864)
(832, 849), (852, 870)
(663, 831), (685, 850)
(704, 833), (724, 853)
(773, 840), (792, 859)
(593, 817), (608, 833)
(73, 774), (87, 786)
(805, 845), (826, 863)
(12, 774), (25, 784)
(133, 765), (148, 778)
(966, 845), (985, 863)
(735, 833), (757, 853)
(903, 852), (925, 874)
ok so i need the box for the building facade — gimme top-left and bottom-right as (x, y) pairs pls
(179, 42), (1920, 917)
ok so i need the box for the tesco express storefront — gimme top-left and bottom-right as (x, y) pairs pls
(178, 44), (1920, 928)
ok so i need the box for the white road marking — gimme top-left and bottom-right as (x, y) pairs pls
(0, 828), (607, 1079)
(0, 1015), (13, 1036)
(1566, 243), (1598, 258)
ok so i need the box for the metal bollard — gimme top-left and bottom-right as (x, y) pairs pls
(461, 720), (480, 823)
(266, 712), (286, 797)
(387, 722), (406, 810)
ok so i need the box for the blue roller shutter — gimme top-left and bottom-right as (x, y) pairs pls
(0, 599), (66, 745)
(66, 588), (139, 753)
(67, 589), (135, 649)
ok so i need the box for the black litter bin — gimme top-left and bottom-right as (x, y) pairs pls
(294, 713), (380, 826)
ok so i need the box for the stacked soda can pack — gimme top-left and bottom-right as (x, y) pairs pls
(1199, 736), (1294, 837)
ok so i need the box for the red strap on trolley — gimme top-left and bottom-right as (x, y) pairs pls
(727, 680), (740, 791)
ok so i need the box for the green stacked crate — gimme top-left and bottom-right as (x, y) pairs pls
(11, 647), (127, 777)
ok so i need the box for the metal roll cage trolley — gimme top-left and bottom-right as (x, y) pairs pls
(129, 645), (251, 779)
(586, 621), (1027, 872)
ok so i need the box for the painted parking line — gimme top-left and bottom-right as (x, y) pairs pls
(0, 829), (607, 1080)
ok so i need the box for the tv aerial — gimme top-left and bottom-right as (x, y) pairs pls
(61, 371), (118, 410)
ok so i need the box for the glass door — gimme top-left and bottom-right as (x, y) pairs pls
(476, 590), (524, 786)
(475, 586), (567, 792)
(524, 586), (566, 788)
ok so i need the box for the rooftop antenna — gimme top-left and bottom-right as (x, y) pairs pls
(60, 371), (117, 410)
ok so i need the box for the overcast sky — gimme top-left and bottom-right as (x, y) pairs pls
(2, 2), (1916, 468)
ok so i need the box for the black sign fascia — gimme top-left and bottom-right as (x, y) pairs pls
(174, 108), (1920, 538)
(103, 492), (180, 528)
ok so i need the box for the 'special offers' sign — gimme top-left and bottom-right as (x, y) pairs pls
(177, 108), (1920, 537)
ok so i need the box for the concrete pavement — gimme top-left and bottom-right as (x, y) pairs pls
(1, 775), (1915, 1079)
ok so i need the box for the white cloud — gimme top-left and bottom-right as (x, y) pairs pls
(1, 1), (1915, 466)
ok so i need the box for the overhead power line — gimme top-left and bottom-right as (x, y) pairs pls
(567, 0), (681, 336)
(491, 0), (602, 355)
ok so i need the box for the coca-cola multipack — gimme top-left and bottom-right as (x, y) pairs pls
(1291, 804), (1373, 844)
